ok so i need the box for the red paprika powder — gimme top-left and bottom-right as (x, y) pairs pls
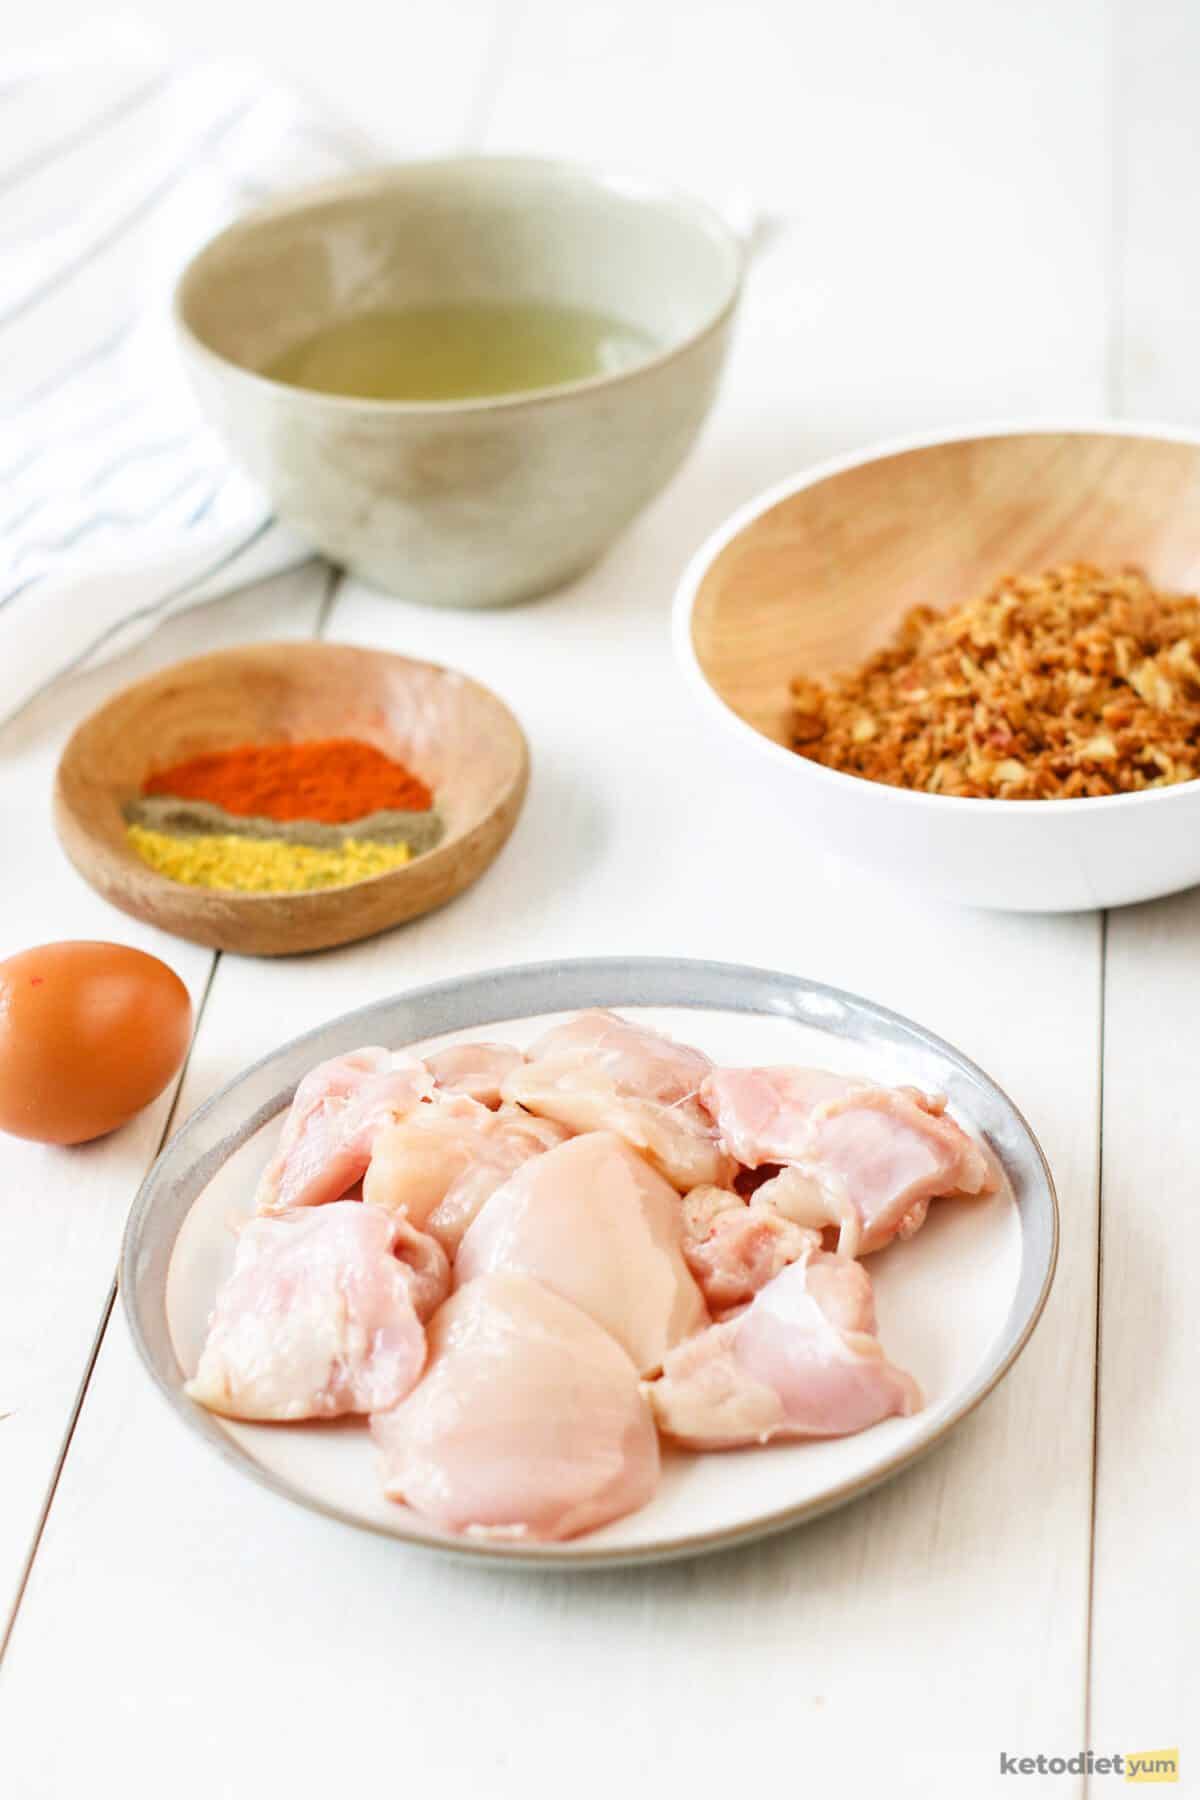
(143, 738), (433, 824)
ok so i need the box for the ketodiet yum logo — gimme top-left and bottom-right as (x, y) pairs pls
(999, 1748), (1179, 1782)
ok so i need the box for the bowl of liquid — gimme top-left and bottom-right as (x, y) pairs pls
(175, 158), (744, 605)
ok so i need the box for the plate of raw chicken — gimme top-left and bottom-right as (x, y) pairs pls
(125, 958), (1057, 1566)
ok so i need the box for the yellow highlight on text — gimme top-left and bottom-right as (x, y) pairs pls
(1126, 1748), (1179, 1783)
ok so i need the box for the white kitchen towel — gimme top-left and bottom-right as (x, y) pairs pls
(0, 19), (371, 722)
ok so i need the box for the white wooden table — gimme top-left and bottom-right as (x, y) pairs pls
(1, 2), (1196, 1794)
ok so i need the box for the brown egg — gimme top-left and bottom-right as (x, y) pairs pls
(0, 941), (192, 1145)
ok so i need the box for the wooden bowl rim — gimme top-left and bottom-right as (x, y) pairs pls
(54, 640), (530, 909)
(674, 416), (1200, 815)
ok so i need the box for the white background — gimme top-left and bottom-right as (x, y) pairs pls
(0, 2), (1196, 1795)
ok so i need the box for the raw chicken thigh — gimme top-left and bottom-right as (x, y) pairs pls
(426, 1108), (569, 1251)
(425, 1041), (524, 1110)
(187, 1203), (429, 1422)
(180, 1010), (993, 1545)
(456, 1131), (709, 1374)
(703, 1067), (994, 1256)
(390, 1215), (452, 1321)
(700, 1067), (867, 1166)
(681, 1185), (821, 1316)
(372, 1273), (659, 1542)
(363, 1095), (568, 1252)
(527, 1010), (715, 1099)
(504, 1009), (733, 1191)
(648, 1252), (921, 1448)
(362, 1093), (489, 1225)
(255, 1048), (433, 1215)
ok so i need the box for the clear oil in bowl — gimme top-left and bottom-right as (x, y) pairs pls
(265, 300), (658, 402)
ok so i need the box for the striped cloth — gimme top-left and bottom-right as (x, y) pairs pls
(0, 22), (370, 722)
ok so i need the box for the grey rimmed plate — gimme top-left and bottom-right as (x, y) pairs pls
(122, 957), (1058, 1569)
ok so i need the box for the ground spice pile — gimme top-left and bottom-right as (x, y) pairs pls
(142, 738), (432, 822)
(126, 737), (440, 894)
(127, 826), (411, 894)
(789, 563), (1200, 799)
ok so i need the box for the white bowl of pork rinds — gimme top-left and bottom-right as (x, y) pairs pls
(674, 421), (1200, 912)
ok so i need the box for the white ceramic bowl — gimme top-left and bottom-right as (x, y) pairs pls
(176, 158), (743, 607)
(673, 422), (1200, 913)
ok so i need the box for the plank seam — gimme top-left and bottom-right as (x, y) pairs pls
(1082, 906), (1108, 1797)
(1107, 0), (1126, 417)
(315, 560), (342, 637)
(460, 0), (524, 152)
(1086, 4), (1120, 1774)
(0, 950), (224, 1665)
(0, 1279), (119, 1666)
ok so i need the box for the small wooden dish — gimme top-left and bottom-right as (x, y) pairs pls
(54, 642), (529, 956)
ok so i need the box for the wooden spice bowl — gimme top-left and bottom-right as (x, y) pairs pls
(54, 642), (530, 955)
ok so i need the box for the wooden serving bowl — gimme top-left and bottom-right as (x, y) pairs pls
(674, 426), (1200, 911)
(55, 642), (529, 955)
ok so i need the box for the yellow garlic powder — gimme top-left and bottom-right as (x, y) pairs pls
(127, 825), (412, 894)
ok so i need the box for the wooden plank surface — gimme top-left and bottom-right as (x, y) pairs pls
(0, 1), (507, 155)
(1111, 0), (1199, 422)
(0, 3), (1115, 1792)
(0, 563), (327, 1648)
(0, 581), (1104, 1797)
(0, 0), (503, 1651)
(485, 0), (1111, 452)
(1087, 3), (1200, 1760)
(1091, 894), (1200, 1758)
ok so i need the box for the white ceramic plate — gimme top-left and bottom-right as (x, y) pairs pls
(123, 957), (1057, 1568)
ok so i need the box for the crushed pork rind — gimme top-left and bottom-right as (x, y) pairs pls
(788, 564), (1200, 799)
